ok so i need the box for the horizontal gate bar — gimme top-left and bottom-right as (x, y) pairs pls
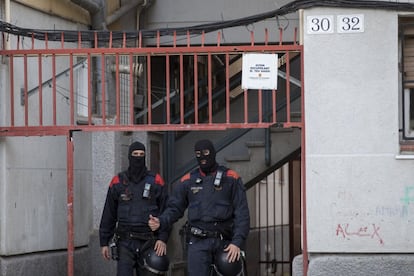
(0, 28), (303, 136)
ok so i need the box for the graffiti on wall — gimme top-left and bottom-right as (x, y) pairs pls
(401, 186), (414, 206)
(336, 223), (384, 245)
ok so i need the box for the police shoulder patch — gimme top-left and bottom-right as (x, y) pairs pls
(226, 169), (239, 179)
(109, 175), (120, 187)
(154, 174), (165, 186)
(180, 173), (191, 182)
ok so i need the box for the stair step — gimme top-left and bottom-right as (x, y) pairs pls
(270, 126), (295, 133)
(225, 154), (251, 162)
(245, 141), (265, 147)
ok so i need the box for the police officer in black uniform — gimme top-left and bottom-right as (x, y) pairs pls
(149, 139), (250, 276)
(99, 141), (170, 276)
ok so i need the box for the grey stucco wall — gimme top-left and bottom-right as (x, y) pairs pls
(300, 4), (414, 276)
(144, 0), (299, 45)
(304, 7), (414, 253)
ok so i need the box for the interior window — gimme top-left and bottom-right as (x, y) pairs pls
(399, 17), (414, 140)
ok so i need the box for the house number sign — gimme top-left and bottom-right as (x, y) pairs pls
(307, 14), (364, 34)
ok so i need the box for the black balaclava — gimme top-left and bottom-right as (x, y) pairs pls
(128, 141), (147, 182)
(194, 139), (218, 174)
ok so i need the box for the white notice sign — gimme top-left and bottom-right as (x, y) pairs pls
(241, 53), (278, 90)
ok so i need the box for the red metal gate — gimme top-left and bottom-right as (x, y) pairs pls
(0, 27), (306, 276)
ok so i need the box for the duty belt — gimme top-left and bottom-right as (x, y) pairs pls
(189, 226), (223, 239)
(117, 231), (154, 241)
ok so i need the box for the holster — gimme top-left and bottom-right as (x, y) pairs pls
(189, 226), (223, 239)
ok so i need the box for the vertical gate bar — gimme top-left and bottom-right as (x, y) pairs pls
(288, 161), (294, 273)
(129, 54), (134, 124)
(115, 54), (120, 125)
(265, 175), (269, 273)
(94, 32), (98, 49)
(45, 33), (48, 49)
(166, 54), (171, 125)
(258, 89), (263, 123)
(122, 32), (126, 48)
(31, 33), (34, 49)
(23, 54), (28, 126)
(280, 169), (285, 274)
(225, 53), (230, 124)
(147, 53), (152, 124)
(217, 32), (221, 46)
(9, 55), (14, 126)
(300, 46), (308, 276)
(285, 51), (291, 123)
(156, 31), (160, 48)
(273, 172), (277, 273)
(66, 132), (74, 276)
(244, 89), (248, 124)
(179, 54), (184, 124)
(38, 54), (43, 126)
(61, 32), (64, 49)
(42, 39), (51, 122)
(266, 30), (276, 123)
(173, 31), (177, 47)
(109, 32), (113, 48)
(279, 28), (283, 45)
(101, 53), (106, 124)
(78, 31), (81, 49)
(201, 31), (205, 47)
(139, 31), (142, 48)
(70, 54), (75, 126)
(207, 53), (212, 124)
(193, 54), (199, 125)
(187, 30), (190, 47)
(52, 54), (57, 126)
(272, 89), (277, 123)
(258, 180), (262, 274)
(248, 32), (254, 125)
(87, 54), (92, 125)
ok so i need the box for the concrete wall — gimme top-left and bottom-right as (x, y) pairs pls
(299, 4), (414, 275)
(143, 0), (299, 45)
(0, 2), (93, 275)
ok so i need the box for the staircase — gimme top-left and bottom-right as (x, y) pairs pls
(171, 124), (301, 188)
(224, 127), (301, 189)
(165, 53), (302, 274)
(168, 52), (302, 187)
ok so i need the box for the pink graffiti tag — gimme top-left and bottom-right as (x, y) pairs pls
(336, 223), (384, 245)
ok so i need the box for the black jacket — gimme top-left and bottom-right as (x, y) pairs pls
(99, 170), (169, 246)
(159, 166), (250, 249)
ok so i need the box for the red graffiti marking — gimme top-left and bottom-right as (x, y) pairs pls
(336, 223), (384, 245)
